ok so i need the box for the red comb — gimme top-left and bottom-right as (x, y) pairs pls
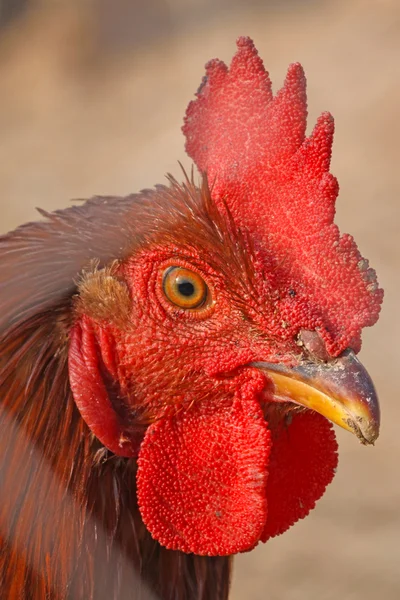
(183, 37), (383, 355)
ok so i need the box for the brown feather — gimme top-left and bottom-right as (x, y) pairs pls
(0, 177), (233, 599)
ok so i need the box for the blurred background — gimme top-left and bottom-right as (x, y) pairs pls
(0, 0), (399, 598)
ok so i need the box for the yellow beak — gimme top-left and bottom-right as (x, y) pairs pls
(253, 350), (380, 445)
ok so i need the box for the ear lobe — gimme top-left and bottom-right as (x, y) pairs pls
(68, 315), (139, 457)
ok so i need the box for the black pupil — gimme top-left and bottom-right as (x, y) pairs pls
(177, 280), (195, 297)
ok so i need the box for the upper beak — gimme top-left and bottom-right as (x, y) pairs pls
(252, 350), (380, 445)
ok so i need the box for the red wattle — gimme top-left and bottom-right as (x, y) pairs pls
(137, 395), (271, 556)
(262, 410), (338, 541)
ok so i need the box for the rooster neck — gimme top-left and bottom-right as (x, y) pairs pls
(0, 315), (232, 600)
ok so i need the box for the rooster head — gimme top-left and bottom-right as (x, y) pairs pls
(14, 38), (381, 558)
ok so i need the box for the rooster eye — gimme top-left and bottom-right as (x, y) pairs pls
(162, 267), (208, 309)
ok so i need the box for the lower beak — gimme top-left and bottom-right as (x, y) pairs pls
(252, 350), (380, 445)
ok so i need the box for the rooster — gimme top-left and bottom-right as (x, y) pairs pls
(0, 37), (383, 600)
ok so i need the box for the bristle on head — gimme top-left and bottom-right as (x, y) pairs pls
(183, 37), (383, 355)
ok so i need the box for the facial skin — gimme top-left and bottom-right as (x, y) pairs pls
(78, 242), (298, 431)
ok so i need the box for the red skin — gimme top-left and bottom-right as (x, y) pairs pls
(69, 37), (382, 556)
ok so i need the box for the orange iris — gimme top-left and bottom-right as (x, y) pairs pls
(162, 267), (208, 309)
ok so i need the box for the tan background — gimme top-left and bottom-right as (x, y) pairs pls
(0, 0), (399, 598)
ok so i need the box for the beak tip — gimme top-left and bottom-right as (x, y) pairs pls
(345, 414), (379, 445)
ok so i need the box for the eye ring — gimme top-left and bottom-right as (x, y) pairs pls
(162, 266), (208, 309)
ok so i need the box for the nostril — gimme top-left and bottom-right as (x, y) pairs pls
(298, 329), (331, 362)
